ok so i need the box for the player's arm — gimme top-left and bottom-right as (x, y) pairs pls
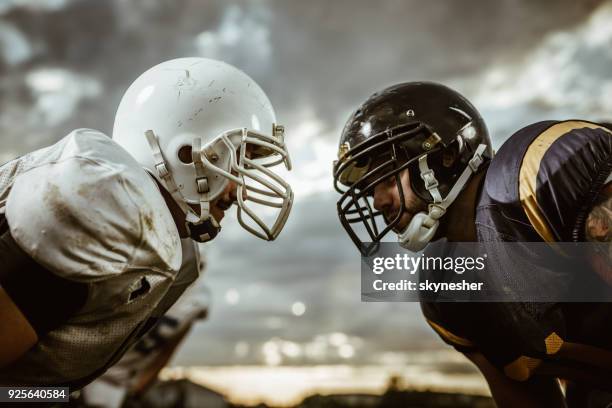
(426, 318), (566, 407)
(130, 322), (192, 395)
(0, 288), (37, 367)
(517, 121), (611, 244)
(584, 181), (611, 285)
(464, 351), (567, 408)
(0, 220), (88, 368)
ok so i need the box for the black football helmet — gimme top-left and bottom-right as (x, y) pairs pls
(333, 82), (494, 255)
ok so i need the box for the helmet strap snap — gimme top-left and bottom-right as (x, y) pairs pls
(145, 130), (221, 242)
(186, 217), (221, 242)
(399, 143), (488, 252)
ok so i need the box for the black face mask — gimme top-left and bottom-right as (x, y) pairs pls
(187, 218), (220, 242)
(333, 124), (430, 256)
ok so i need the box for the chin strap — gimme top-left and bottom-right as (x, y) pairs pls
(398, 143), (487, 252)
(186, 217), (220, 242)
(144, 130), (220, 242)
(190, 137), (220, 242)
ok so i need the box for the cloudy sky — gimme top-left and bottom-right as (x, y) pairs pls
(1, 0), (611, 374)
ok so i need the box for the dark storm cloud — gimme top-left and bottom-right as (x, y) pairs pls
(259, 0), (604, 127)
(0, 0), (603, 154)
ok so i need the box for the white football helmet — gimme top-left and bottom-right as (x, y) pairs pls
(112, 57), (293, 242)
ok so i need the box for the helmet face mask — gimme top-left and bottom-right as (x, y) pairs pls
(334, 82), (493, 255)
(231, 126), (293, 241)
(113, 58), (293, 242)
(334, 123), (433, 256)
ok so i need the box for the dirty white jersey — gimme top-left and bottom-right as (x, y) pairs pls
(81, 245), (208, 408)
(0, 129), (197, 388)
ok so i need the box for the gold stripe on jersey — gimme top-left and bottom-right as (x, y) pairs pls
(504, 355), (542, 381)
(426, 319), (474, 348)
(545, 332), (564, 355)
(519, 121), (610, 242)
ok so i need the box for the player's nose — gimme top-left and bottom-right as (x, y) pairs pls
(373, 183), (393, 213)
(227, 179), (247, 202)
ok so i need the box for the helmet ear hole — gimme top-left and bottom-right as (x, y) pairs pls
(178, 145), (193, 164)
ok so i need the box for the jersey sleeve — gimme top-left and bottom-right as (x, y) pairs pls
(147, 239), (201, 320)
(420, 303), (478, 353)
(468, 121), (612, 381)
(0, 215), (87, 337)
(5, 156), (142, 281)
(518, 121), (612, 242)
(4, 129), (182, 282)
(419, 242), (480, 353)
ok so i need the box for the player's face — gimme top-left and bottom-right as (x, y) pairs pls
(372, 169), (427, 233)
(210, 179), (240, 223)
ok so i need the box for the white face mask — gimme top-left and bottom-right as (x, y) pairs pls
(200, 127), (293, 241)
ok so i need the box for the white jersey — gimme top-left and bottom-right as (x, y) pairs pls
(81, 242), (208, 408)
(0, 129), (193, 388)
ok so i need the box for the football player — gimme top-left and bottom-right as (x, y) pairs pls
(333, 82), (612, 407)
(0, 57), (293, 390)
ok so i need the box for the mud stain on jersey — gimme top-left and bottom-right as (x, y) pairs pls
(44, 183), (80, 227)
(76, 183), (92, 200)
(143, 211), (155, 232)
(142, 209), (178, 271)
(44, 182), (97, 251)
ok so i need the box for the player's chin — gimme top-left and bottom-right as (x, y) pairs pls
(211, 208), (226, 224)
(388, 213), (414, 234)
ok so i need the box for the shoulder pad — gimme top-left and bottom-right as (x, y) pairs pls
(6, 129), (182, 281)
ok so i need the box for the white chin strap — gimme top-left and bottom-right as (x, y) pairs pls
(398, 143), (487, 252)
(145, 130), (220, 242)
